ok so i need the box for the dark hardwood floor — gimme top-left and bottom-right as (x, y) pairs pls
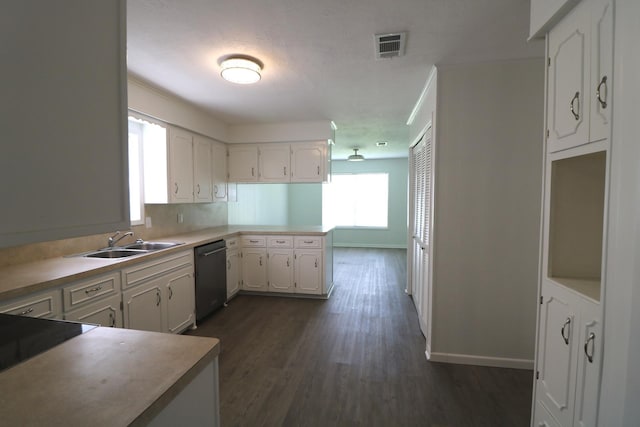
(188, 248), (533, 426)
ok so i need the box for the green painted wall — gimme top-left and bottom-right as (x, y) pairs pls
(288, 183), (323, 225)
(227, 184), (289, 225)
(330, 158), (408, 248)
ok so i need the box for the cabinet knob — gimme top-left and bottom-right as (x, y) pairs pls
(596, 76), (608, 109)
(570, 91), (580, 120)
(560, 317), (571, 345)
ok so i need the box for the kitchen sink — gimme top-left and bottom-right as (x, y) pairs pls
(83, 249), (149, 258)
(123, 242), (183, 251)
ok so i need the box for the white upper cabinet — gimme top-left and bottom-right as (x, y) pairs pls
(547, 0), (590, 153)
(547, 0), (614, 153)
(211, 141), (228, 202)
(291, 141), (329, 182)
(530, 0), (581, 38)
(258, 144), (290, 182)
(589, 0), (614, 143)
(144, 126), (215, 204)
(192, 136), (213, 203)
(170, 128), (195, 203)
(228, 145), (258, 182)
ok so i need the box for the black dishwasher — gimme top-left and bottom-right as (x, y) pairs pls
(194, 240), (227, 321)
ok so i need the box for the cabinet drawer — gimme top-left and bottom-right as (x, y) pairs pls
(0, 288), (62, 319)
(267, 236), (293, 248)
(294, 236), (323, 249)
(64, 293), (122, 328)
(225, 237), (239, 249)
(241, 235), (266, 247)
(122, 250), (194, 290)
(63, 271), (120, 310)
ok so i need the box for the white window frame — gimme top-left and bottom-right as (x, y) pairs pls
(127, 118), (145, 226)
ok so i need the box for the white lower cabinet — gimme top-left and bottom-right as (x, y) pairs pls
(122, 250), (196, 334)
(534, 400), (562, 427)
(534, 280), (601, 427)
(241, 248), (267, 291)
(268, 248), (294, 292)
(226, 248), (241, 299)
(0, 288), (62, 319)
(294, 250), (322, 295)
(64, 293), (122, 328)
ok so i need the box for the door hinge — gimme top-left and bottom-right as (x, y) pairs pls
(120, 301), (124, 311)
(536, 370), (540, 380)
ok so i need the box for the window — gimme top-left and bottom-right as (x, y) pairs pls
(127, 119), (144, 226)
(323, 173), (389, 227)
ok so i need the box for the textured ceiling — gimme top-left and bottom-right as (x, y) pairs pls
(127, 0), (543, 159)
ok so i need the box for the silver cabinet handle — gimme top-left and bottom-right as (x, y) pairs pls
(315, 259), (318, 268)
(19, 307), (34, 316)
(197, 183), (201, 195)
(561, 318), (571, 345)
(276, 240), (285, 244)
(251, 167), (255, 177)
(168, 286), (173, 300)
(214, 184), (218, 195)
(259, 256), (263, 266)
(317, 166), (320, 175)
(287, 258), (290, 267)
(284, 166), (287, 176)
(109, 311), (116, 327)
(85, 285), (103, 294)
(304, 240), (314, 244)
(584, 332), (595, 363)
(249, 240), (259, 243)
(596, 76), (608, 109)
(174, 182), (179, 194)
(570, 91), (580, 120)
(156, 290), (161, 306)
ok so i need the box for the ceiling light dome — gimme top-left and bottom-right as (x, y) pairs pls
(347, 148), (365, 162)
(220, 56), (262, 84)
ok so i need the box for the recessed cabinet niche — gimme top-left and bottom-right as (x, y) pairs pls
(548, 150), (606, 300)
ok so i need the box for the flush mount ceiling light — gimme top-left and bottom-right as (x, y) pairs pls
(220, 56), (262, 84)
(347, 148), (365, 162)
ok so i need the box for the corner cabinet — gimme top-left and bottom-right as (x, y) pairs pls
(121, 250), (196, 334)
(531, 0), (613, 426)
(291, 141), (330, 182)
(226, 238), (241, 299)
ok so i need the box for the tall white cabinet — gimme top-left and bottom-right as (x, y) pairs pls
(530, 0), (614, 425)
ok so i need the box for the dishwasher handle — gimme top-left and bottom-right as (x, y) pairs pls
(200, 247), (226, 257)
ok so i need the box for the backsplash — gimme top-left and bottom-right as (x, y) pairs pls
(0, 203), (227, 268)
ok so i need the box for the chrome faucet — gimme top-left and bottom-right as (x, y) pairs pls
(107, 231), (134, 248)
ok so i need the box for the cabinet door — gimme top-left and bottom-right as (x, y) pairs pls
(242, 248), (267, 291)
(294, 250), (322, 294)
(211, 141), (228, 202)
(122, 280), (164, 332)
(165, 267), (195, 334)
(547, 1), (590, 153)
(226, 249), (241, 298)
(169, 127), (194, 202)
(291, 142), (326, 182)
(228, 145), (258, 182)
(536, 282), (579, 427)
(268, 249), (293, 292)
(259, 144), (290, 182)
(589, 0), (614, 142)
(573, 299), (602, 427)
(64, 294), (122, 328)
(193, 136), (213, 203)
(533, 400), (562, 427)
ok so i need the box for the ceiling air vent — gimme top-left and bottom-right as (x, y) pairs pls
(374, 32), (406, 59)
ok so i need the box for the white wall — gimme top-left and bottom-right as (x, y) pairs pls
(409, 58), (545, 367)
(598, 0), (640, 424)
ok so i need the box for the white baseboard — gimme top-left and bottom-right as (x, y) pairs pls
(332, 243), (408, 249)
(425, 351), (534, 370)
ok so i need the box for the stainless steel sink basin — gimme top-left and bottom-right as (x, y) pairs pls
(123, 242), (183, 251)
(83, 249), (149, 258)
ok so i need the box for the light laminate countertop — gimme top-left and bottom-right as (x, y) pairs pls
(0, 225), (333, 301)
(0, 326), (220, 426)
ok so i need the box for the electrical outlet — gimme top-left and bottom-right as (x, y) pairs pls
(145, 217), (152, 228)
(177, 213), (184, 224)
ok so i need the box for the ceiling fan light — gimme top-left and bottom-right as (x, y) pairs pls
(347, 148), (365, 161)
(220, 57), (262, 84)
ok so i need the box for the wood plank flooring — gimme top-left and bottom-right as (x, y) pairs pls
(188, 247), (533, 426)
